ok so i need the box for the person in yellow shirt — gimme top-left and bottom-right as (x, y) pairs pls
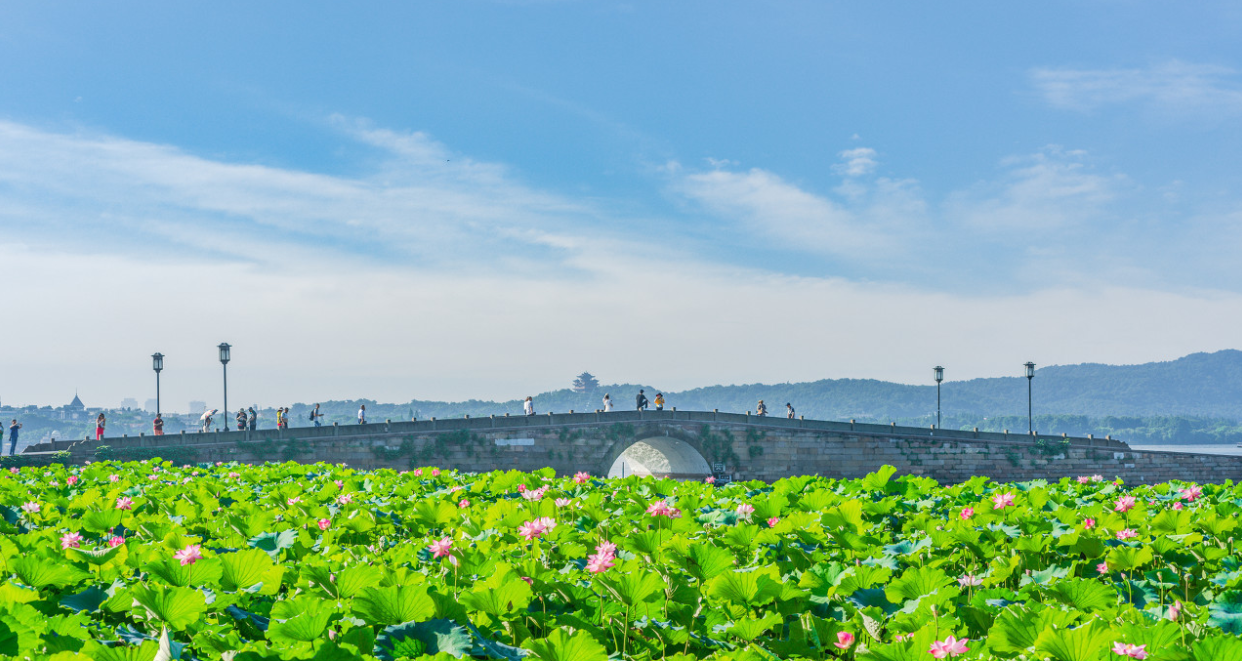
(654, 393), (665, 411)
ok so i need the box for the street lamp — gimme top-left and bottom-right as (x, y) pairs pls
(1024, 361), (1036, 434)
(933, 366), (944, 429)
(218, 343), (231, 429)
(151, 353), (164, 417)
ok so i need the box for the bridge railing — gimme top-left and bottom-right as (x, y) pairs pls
(28, 408), (1128, 455)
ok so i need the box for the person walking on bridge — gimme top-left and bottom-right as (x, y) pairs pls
(153, 414), (164, 436)
(236, 409), (248, 431)
(602, 393), (614, 412)
(523, 397), (535, 416)
(786, 403), (795, 419)
(311, 403), (323, 427)
(756, 400), (768, 416)
(636, 390), (649, 411)
(8, 419), (21, 455)
(654, 393), (665, 411)
(357, 404), (367, 425)
(95, 412), (106, 440)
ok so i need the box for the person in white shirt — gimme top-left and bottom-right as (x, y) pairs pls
(602, 394), (614, 412)
(357, 405), (367, 425)
(523, 396), (535, 416)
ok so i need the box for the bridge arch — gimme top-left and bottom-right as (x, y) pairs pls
(605, 435), (712, 479)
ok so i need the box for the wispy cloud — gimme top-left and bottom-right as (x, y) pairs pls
(833, 147), (878, 177)
(1031, 60), (1242, 115)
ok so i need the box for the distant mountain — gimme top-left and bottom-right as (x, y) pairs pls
(304, 349), (1242, 424)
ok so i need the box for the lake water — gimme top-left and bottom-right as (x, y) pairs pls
(1127, 443), (1242, 456)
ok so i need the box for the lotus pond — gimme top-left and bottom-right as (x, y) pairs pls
(2, 461), (1242, 661)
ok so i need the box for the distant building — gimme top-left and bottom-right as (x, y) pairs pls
(188, 400), (207, 415)
(65, 393), (85, 412)
(144, 399), (158, 413)
(120, 398), (139, 410)
(572, 372), (600, 393)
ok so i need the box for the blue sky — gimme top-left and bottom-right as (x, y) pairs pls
(2, 2), (1242, 409)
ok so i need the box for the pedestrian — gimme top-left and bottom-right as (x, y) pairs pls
(276, 407), (284, 429)
(311, 403), (323, 427)
(786, 403), (795, 419)
(756, 400), (768, 416)
(636, 389), (649, 411)
(602, 393), (614, 412)
(248, 407), (257, 431)
(236, 408), (247, 431)
(153, 414), (164, 436)
(201, 409), (216, 433)
(357, 404), (367, 425)
(8, 419), (21, 455)
(283, 407), (291, 429)
(523, 397), (535, 416)
(654, 393), (665, 411)
(95, 412), (106, 440)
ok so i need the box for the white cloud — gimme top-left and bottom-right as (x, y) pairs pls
(833, 147), (878, 177)
(1031, 61), (1242, 115)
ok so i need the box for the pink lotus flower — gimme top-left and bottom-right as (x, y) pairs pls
(430, 468), (440, 477)
(834, 631), (855, 649)
(109, 474), (119, 482)
(333, 480), (344, 489)
(555, 498), (572, 508)
(20, 501), (39, 514)
(1083, 518), (1095, 529)
(960, 507), (974, 520)
(1116, 528), (1138, 540)
(1167, 601), (1182, 621)
(1178, 485), (1202, 502)
(1077, 476), (1091, 484)
(522, 486), (549, 501)
(429, 537), (453, 559)
(173, 544), (203, 566)
(517, 518), (556, 540)
(928, 636), (969, 658)
(517, 484), (527, 493)
(449, 486), (463, 493)
(317, 519), (330, 531)
(736, 503), (755, 517)
(287, 496), (301, 506)
(9, 467), (18, 474)
(647, 501), (676, 517)
(957, 574), (982, 587)
(336, 493), (353, 505)
(413, 468), (423, 477)
(596, 540), (617, 556)
(116, 497), (134, 510)
(107, 536), (125, 547)
(573, 472), (590, 484)
(705, 476), (716, 484)
(586, 540), (617, 574)
(1172, 502), (1184, 510)
(520, 576), (533, 585)
(60, 532), (83, 549)
(181, 477), (193, 485)
(1114, 496), (1137, 513)
(228, 471), (241, 479)
(458, 499), (471, 508)
(1112, 642), (1148, 659)
(767, 517), (780, 527)
(66, 476), (79, 486)
(991, 493), (1015, 509)
(1092, 474), (1104, 482)
(1097, 562), (1109, 573)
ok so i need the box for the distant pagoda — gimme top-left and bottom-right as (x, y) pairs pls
(572, 372), (600, 394)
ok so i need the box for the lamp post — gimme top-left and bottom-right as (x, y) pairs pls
(1024, 361), (1036, 434)
(218, 343), (231, 429)
(933, 366), (944, 429)
(151, 353), (164, 417)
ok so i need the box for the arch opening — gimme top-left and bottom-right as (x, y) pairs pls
(607, 436), (712, 479)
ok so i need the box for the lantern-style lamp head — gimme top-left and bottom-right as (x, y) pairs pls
(1024, 362), (1036, 380)
(933, 366), (944, 384)
(218, 343), (232, 365)
(152, 353), (164, 373)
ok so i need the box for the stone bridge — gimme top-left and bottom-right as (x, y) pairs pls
(26, 409), (1242, 484)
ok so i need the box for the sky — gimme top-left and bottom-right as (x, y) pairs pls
(2, 2), (1242, 410)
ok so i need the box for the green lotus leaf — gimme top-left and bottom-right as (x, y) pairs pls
(727, 613), (783, 642)
(219, 548), (277, 592)
(374, 620), (473, 660)
(707, 568), (782, 610)
(678, 543), (735, 582)
(59, 586), (110, 613)
(1210, 591), (1242, 634)
(12, 555), (89, 589)
(1193, 636), (1242, 661)
(353, 585), (437, 626)
(144, 557), (222, 588)
(129, 584), (208, 631)
(884, 566), (953, 603)
(460, 576), (533, 618)
(268, 596), (332, 645)
(1033, 620), (1115, 661)
(248, 529), (298, 560)
(1106, 546), (1154, 572)
(80, 509), (124, 534)
(1046, 579), (1118, 612)
(523, 629), (608, 661)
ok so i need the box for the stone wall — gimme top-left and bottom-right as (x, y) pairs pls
(26, 409), (1242, 485)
